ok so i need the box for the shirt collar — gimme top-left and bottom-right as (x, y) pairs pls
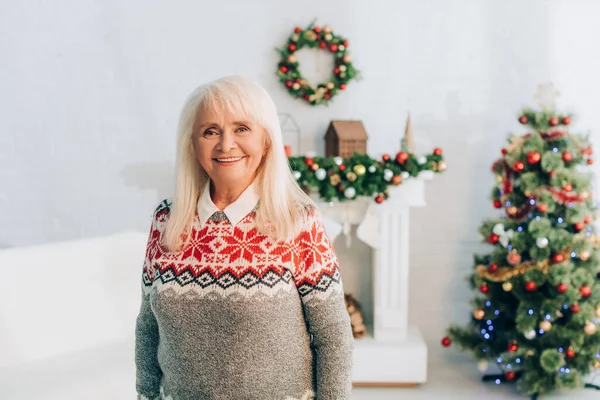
(197, 180), (259, 227)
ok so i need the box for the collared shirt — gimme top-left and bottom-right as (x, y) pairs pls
(196, 180), (260, 227)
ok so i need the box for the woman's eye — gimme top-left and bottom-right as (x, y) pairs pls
(236, 126), (250, 133)
(203, 129), (218, 137)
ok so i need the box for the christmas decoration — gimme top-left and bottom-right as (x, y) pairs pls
(288, 148), (446, 203)
(344, 293), (367, 339)
(325, 120), (368, 157)
(441, 337), (451, 347)
(474, 309), (485, 320)
(444, 94), (600, 398)
(276, 21), (359, 106)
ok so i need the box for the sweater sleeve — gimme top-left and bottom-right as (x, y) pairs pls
(293, 206), (354, 400)
(134, 204), (165, 399)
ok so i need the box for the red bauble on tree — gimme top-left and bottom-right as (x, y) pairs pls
(501, 148), (508, 155)
(513, 161), (525, 172)
(537, 203), (548, 213)
(563, 183), (573, 192)
(493, 199), (502, 209)
(525, 281), (537, 292)
(584, 216), (592, 224)
(527, 151), (541, 164)
(488, 234), (499, 244)
(571, 304), (581, 313)
(441, 337), (452, 347)
(566, 348), (576, 359)
(549, 117), (559, 126)
(519, 115), (528, 124)
(552, 253), (565, 264)
(506, 371), (516, 381)
(508, 343), (519, 352)
(480, 284), (489, 294)
(574, 221), (585, 232)
(562, 152), (573, 162)
(557, 283), (568, 294)
(580, 285), (592, 298)
(488, 263), (499, 273)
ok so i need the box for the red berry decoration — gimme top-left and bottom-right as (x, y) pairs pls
(562, 152), (573, 162)
(513, 161), (525, 172)
(574, 221), (585, 232)
(339, 84), (346, 90)
(279, 66), (288, 73)
(508, 343), (519, 352)
(501, 148), (508, 155)
(339, 164), (346, 171)
(488, 263), (499, 273)
(562, 116), (571, 125)
(519, 115), (528, 124)
(313, 26), (321, 33)
(537, 204), (548, 213)
(552, 253), (565, 264)
(506, 371), (516, 381)
(480, 284), (489, 294)
(375, 195), (384, 204)
(304, 157), (314, 166)
(329, 44), (338, 53)
(382, 153), (391, 162)
(549, 117), (559, 126)
(588, 159), (594, 165)
(319, 41), (327, 49)
(433, 148), (443, 156)
(294, 27), (302, 33)
(334, 67), (340, 74)
(488, 234), (499, 244)
(342, 40), (349, 47)
(441, 337), (451, 347)
(285, 80), (293, 88)
(493, 199), (502, 209)
(566, 348), (576, 359)
(525, 281), (537, 292)
(571, 304), (580, 313)
(557, 283), (568, 294)
(527, 151), (541, 164)
(580, 285), (592, 298)
(563, 183), (573, 192)
(396, 151), (409, 164)
(584, 216), (592, 224)
(288, 44), (297, 52)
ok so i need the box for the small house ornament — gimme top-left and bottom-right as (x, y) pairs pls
(325, 120), (368, 157)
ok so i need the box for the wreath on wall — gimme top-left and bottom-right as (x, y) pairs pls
(276, 22), (360, 106)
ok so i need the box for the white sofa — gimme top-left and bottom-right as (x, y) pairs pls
(0, 232), (149, 400)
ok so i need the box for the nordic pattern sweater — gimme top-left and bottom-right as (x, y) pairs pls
(134, 190), (354, 399)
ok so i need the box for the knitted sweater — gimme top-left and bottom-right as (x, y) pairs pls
(134, 185), (354, 400)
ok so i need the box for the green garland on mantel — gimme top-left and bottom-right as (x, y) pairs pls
(288, 149), (446, 203)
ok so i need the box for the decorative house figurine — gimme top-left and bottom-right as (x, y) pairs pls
(325, 120), (368, 157)
(401, 114), (415, 153)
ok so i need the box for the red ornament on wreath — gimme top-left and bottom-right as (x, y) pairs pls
(562, 116), (571, 125)
(276, 23), (359, 106)
(588, 159), (594, 165)
(584, 216), (592, 224)
(562, 152), (573, 162)
(549, 117), (559, 126)
(519, 115), (528, 124)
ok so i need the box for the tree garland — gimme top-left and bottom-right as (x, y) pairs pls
(288, 149), (446, 203)
(276, 22), (359, 106)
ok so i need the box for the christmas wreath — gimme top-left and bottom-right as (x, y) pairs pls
(288, 149), (446, 203)
(276, 22), (359, 106)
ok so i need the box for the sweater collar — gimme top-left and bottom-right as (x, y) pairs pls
(197, 180), (259, 227)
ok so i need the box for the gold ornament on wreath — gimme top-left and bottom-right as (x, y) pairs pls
(277, 21), (360, 106)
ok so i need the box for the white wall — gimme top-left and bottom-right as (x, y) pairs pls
(2, 0), (600, 348)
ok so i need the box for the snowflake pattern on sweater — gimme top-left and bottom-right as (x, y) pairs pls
(135, 197), (354, 400)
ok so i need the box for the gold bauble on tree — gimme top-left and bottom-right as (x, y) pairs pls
(580, 251), (591, 261)
(508, 206), (518, 216)
(595, 305), (600, 318)
(539, 320), (552, 331)
(584, 321), (597, 335)
(503, 281), (513, 292)
(474, 309), (485, 320)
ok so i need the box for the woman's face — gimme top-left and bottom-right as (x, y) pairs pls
(192, 104), (268, 192)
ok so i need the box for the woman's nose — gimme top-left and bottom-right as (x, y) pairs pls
(218, 131), (236, 152)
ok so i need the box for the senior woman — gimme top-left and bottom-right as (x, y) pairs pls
(135, 75), (354, 400)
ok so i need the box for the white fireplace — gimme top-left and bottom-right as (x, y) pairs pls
(313, 171), (433, 386)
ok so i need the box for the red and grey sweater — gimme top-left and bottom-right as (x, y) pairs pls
(135, 184), (354, 400)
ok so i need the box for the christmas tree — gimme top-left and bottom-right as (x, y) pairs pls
(444, 85), (600, 399)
